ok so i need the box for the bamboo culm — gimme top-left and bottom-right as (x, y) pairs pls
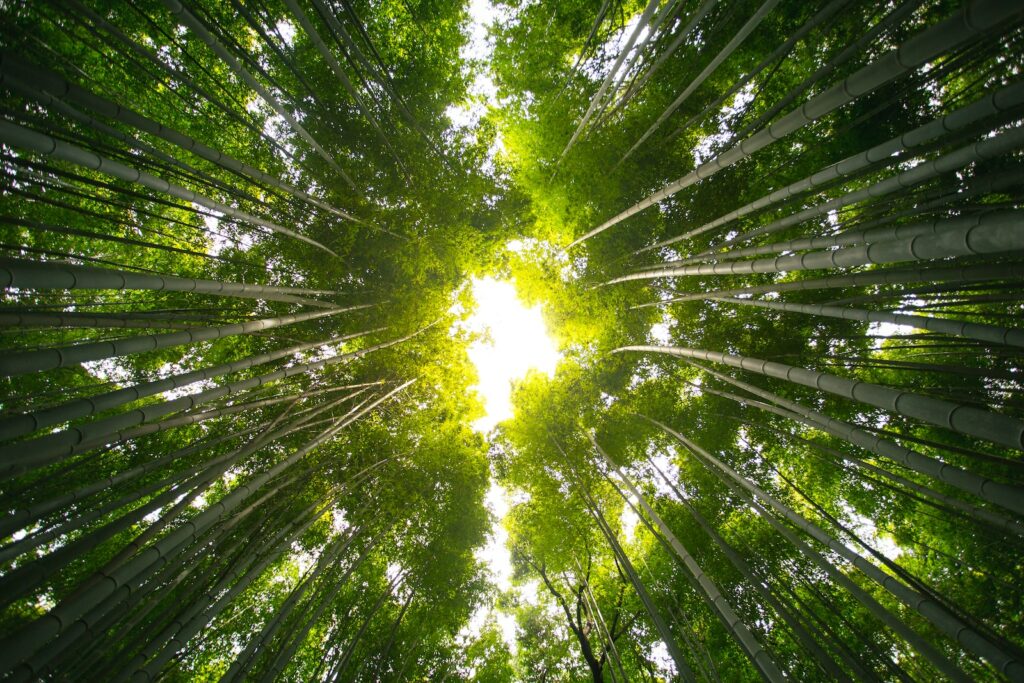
(569, 0), (1022, 249)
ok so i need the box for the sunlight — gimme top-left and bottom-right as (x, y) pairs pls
(464, 277), (560, 432)
(457, 276), (559, 650)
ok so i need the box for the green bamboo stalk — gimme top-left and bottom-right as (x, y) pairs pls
(617, 0), (783, 164)
(0, 379), (414, 678)
(0, 55), (362, 223)
(0, 256), (335, 305)
(0, 305), (360, 377)
(569, 0), (1023, 249)
(708, 294), (1024, 348)
(608, 210), (1023, 283)
(0, 119), (339, 257)
(614, 344), (1024, 451)
(157, 0), (355, 189)
(632, 260), (1024, 309)
(0, 330), (378, 442)
(651, 417), (1020, 679)
(0, 328), (410, 476)
(641, 77), (1024, 255)
(592, 435), (785, 682)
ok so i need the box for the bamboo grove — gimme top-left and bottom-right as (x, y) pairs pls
(0, 0), (1022, 682)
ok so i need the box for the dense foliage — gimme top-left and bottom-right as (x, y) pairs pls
(0, 0), (1022, 680)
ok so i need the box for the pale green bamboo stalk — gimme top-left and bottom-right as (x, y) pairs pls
(2, 72), (248, 203)
(554, 441), (697, 681)
(0, 311), (199, 330)
(592, 435), (785, 682)
(279, 0), (405, 173)
(632, 261), (1024, 309)
(614, 344), (1024, 450)
(572, 555), (630, 683)
(0, 55), (361, 223)
(0, 404), (309, 606)
(0, 257), (335, 304)
(0, 380), (413, 678)
(254, 530), (387, 683)
(687, 124), (1024, 258)
(731, 0), (924, 144)
(600, 0), (720, 127)
(617, 0), (782, 164)
(0, 330), (378, 442)
(651, 417), (1019, 679)
(608, 210), (1023, 283)
(708, 294), (1024, 347)
(568, 0), (1022, 249)
(661, 0), (854, 146)
(0, 328), (411, 475)
(642, 76), (1024, 255)
(0, 463), (202, 569)
(0, 426), (256, 540)
(554, 0), (664, 168)
(49, 0), (298, 163)
(588, 0), (683, 127)
(308, 0), (420, 131)
(214, 528), (359, 683)
(325, 569), (405, 682)
(0, 119), (339, 257)
(697, 382), (1024, 533)
(0, 305), (361, 377)
(157, 0), (355, 189)
(124, 513), (336, 682)
(644, 454), (852, 680)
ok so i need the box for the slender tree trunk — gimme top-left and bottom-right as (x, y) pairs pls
(568, 0), (1021, 248)
(0, 256), (336, 304)
(615, 344), (1024, 452)
(644, 454), (851, 680)
(555, 441), (698, 682)
(610, 209), (1024, 283)
(649, 416), (1020, 679)
(683, 358), (1024, 517)
(0, 120), (339, 256)
(158, 0), (354, 189)
(618, 0), (782, 164)
(0, 380), (413, 678)
(591, 435), (784, 682)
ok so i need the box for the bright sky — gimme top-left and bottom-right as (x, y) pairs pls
(446, 0), (502, 129)
(464, 277), (560, 432)
(449, 0), (560, 658)
(455, 275), (560, 651)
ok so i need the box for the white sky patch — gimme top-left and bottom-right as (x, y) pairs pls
(331, 508), (350, 534)
(582, 14), (648, 82)
(275, 20), (296, 47)
(456, 275), (558, 649)
(81, 357), (135, 386)
(840, 503), (904, 561)
(620, 496), (640, 543)
(462, 277), (560, 433)
(649, 641), (678, 679)
(644, 448), (680, 499)
(291, 546), (317, 576)
(868, 320), (903, 349)
(519, 578), (540, 606)
(650, 316), (671, 344)
(693, 82), (756, 165)
(478, 480), (514, 591)
(447, 0), (505, 130)
(508, 238), (582, 282)
(466, 479), (518, 649)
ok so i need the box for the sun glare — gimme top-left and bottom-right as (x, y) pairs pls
(464, 277), (560, 432)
